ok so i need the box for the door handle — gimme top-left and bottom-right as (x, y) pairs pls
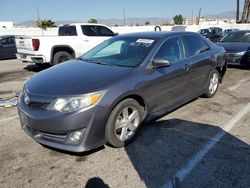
(183, 64), (190, 70)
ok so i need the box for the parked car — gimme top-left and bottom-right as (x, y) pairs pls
(0, 35), (17, 60)
(209, 27), (223, 32)
(222, 29), (239, 36)
(15, 23), (116, 66)
(217, 30), (250, 66)
(198, 28), (222, 43)
(18, 32), (227, 152)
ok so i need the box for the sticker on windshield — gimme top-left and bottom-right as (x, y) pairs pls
(136, 39), (154, 44)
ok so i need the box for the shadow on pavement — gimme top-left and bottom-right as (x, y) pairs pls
(228, 64), (250, 70)
(125, 118), (250, 188)
(24, 64), (50, 73)
(85, 177), (110, 188)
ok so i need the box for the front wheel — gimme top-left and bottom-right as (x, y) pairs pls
(203, 70), (220, 98)
(105, 99), (144, 148)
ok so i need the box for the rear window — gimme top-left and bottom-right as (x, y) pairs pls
(220, 31), (250, 43)
(81, 25), (114, 36)
(58, 26), (77, 36)
(183, 35), (210, 57)
(0, 37), (15, 45)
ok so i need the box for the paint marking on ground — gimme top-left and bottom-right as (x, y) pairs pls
(0, 116), (19, 124)
(228, 78), (248, 91)
(162, 102), (250, 188)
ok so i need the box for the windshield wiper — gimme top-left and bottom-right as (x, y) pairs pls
(79, 58), (114, 66)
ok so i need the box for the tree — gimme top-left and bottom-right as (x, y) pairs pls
(173, 15), (184, 25)
(145, 21), (150, 25)
(88, 18), (98, 23)
(36, 19), (56, 30)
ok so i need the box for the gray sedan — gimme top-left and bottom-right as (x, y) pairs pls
(18, 32), (227, 152)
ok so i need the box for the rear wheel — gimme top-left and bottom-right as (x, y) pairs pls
(53, 51), (73, 66)
(105, 99), (144, 148)
(203, 70), (220, 98)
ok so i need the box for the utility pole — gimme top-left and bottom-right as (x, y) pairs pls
(198, 8), (201, 25)
(191, 10), (193, 25)
(36, 6), (40, 21)
(123, 9), (126, 26)
(36, 6), (44, 36)
(236, 0), (240, 22)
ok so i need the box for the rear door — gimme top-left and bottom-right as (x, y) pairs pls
(145, 35), (192, 113)
(182, 34), (212, 94)
(81, 25), (114, 52)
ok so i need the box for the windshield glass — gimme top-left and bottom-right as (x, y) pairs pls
(220, 31), (250, 43)
(80, 36), (157, 67)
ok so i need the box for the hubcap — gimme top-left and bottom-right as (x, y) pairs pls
(114, 106), (140, 142)
(58, 55), (70, 63)
(209, 73), (219, 94)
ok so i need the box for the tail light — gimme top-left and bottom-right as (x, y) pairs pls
(32, 39), (40, 51)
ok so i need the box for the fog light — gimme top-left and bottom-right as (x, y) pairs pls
(67, 131), (82, 144)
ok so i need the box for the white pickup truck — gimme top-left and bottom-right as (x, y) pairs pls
(15, 23), (116, 66)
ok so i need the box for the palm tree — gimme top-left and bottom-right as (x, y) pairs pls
(88, 19), (98, 23)
(36, 19), (56, 30)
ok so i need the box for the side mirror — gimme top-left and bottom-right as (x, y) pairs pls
(153, 59), (171, 68)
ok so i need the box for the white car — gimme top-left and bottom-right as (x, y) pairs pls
(15, 23), (116, 66)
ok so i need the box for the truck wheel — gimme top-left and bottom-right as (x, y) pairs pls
(53, 51), (73, 65)
(105, 99), (144, 148)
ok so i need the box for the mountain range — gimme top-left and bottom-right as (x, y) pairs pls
(18, 10), (238, 27)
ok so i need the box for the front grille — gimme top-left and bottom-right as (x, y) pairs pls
(28, 102), (50, 110)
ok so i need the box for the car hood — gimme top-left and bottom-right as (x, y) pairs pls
(216, 42), (250, 53)
(26, 60), (132, 97)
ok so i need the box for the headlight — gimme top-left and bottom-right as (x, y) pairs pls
(235, 51), (246, 56)
(47, 92), (103, 112)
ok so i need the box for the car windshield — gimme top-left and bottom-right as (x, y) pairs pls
(80, 36), (157, 67)
(220, 31), (250, 43)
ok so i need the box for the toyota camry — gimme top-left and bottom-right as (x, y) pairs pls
(18, 32), (227, 152)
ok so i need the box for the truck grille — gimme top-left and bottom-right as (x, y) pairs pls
(28, 102), (50, 110)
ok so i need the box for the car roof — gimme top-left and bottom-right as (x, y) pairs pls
(0, 35), (15, 38)
(232, 30), (250, 33)
(117, 31), (199, 39)
(60, 23), (111, 27)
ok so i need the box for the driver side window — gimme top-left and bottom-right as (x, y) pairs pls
(154, 36), (184, 64)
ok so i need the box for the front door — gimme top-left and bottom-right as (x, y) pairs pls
(145, 36), (192, 114)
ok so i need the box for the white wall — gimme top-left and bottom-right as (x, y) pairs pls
(1, 24), (250, 36)
(0, 27), (58, 36)
(0, 22), (14, 29)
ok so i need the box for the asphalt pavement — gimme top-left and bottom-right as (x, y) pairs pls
(0, 59), (250, 188)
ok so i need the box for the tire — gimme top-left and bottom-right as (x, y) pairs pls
(154, 25), (161, 31)
(53, 51), (73, 66)
(105, 99), (144, 148)
(203, 69), (220, 98)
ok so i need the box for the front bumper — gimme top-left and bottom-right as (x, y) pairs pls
(18, 93), (108, 153)
(226, 53), (250, 65)
(16, 53), (47, 64)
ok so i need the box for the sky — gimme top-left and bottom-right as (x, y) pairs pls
(0, 0), (245, 23)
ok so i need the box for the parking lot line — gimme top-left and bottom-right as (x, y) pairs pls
(228, 78), (249, 91)
(162, 102), (250, 188)
(0, 116), (19, 124)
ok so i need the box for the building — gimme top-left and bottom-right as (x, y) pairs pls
(0, 22), (14, 28)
